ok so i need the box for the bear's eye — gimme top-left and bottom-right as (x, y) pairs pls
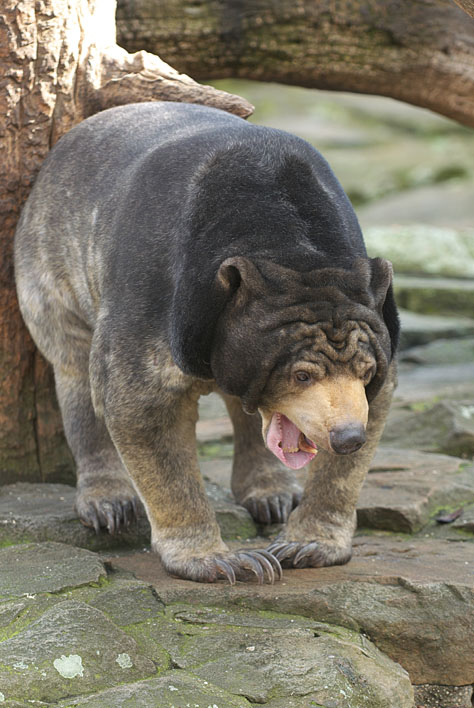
(295, 371), (311, 383)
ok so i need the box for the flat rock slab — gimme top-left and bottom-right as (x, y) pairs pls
(55, 672), (253, 707)
(360, 448), (474, 532)
(0, 544), (414, 708)
(0, 483), (151, 551)
(400, 336), (474, 366)
(154, 611), (413, 707)
(0, 482), (256, 552)
(0, 600), (156, 704)
(109, 535), (474, 685)
(397, 309), (474, 349)
(358, 182), (474, 230)
(383, 400), (474, 458)
(453, 502), (474, 532)
(394, 361), (474, 402)
(0, 543), (106, 598)
(394, 274), (474, 318)
(363, 225), (474, 279)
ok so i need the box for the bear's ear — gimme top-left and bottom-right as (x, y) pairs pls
(369, 257), (393, 311)
(170, 256), (264, 380)
(216, 257), (265, 303)
(369, 257), (400, 359)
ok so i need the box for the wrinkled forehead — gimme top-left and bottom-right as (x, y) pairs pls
(240, 315), (390, 413)
(282, 320), (377, 366)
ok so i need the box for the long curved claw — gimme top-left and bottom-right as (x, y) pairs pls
(256, 549), (283, 581)
(82, 505), (101, 535)
(122, 500), (134, 527)
(265, 540), (352, 569)
(215, 559), (236, 585)
(266, 541), (300, 563)
(268, 497), (283, 524)
(77, 494), (140, 536)
(251, 551), (275, 584)
(239, 552), (265, 584)
(294, 541), (320, 567)
(163, 548), (283, 584)
(103, 505), (116, 535)
(258, 500), (272, 525)
(242, 489), (302, 525)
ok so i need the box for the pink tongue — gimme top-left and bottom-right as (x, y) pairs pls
(266, 413), (317, 470)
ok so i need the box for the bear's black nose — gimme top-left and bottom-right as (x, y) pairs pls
(329, 424), (366, 454)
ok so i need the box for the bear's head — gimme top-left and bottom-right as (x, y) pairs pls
(201, 256), (398, 469)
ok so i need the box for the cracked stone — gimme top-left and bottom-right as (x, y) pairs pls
(359, 447), (474, 532)
(111, 535), (474, 685)
(54, 671), (251, 707)
(0, 600), (157, 703)
(0, 543), (106, 598)
(382, 400), (474, 458)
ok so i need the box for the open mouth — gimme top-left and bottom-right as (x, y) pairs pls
(266, 412), (318, 470)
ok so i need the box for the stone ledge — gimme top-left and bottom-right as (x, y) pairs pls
(0, 543), (106, 598)
(109, 535), (474, 686)
(0, 481), (257, 552)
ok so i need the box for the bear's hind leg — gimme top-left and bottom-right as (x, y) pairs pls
(54, 367), (139, 534)
(223, 394), (303, 525)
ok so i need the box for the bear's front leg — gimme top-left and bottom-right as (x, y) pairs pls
(267, 362), (397, 568)
(97, 343), (280, 584)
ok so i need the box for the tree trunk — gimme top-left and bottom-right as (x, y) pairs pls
(116, 0), (474, 127)
(0, 0), (252, 485)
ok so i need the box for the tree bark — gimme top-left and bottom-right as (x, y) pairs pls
(117, 0), (474, 127)
(452, 0), (474, 19)
(0, 0), (252, 484)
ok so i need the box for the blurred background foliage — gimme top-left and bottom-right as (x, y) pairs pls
(211, 80), (474, 230)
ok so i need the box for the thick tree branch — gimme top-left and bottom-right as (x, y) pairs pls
(117, 0), (474, 127)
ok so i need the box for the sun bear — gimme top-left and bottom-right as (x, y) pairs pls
(14, 102), (399, 583)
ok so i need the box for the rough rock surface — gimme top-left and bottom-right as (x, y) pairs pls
(382, 401), (474, 458)
(111, 536), (474, 686)
(0, 481), (256, 551)
(0, 542), (415, 708)
(0, 600), (157, 703)
(413, 684), (474, 708)
(55, 673), (253, 707)
(363, 225), (474, 278)
(0, 543), (105, 597)
(394, 274), (474, 318)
